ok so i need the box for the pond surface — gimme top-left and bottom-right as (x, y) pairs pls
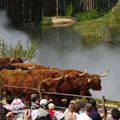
(0, 11), (120, 101)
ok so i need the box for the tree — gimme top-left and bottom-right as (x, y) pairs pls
(56, 0), (59, 16)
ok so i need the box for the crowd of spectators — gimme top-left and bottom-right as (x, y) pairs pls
(0, 92), (120, 120)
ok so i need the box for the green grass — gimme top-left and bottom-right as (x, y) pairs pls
(74, 11), (113, 40)
(74, 1), (120, 42)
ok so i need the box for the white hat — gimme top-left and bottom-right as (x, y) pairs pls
(40, 99), (48, 106)
(11, 99), (25, 113)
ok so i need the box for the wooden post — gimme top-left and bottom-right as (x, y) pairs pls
(102, 96), (107, 119)
(38, 83), (42, 100)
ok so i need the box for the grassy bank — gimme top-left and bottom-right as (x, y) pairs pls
(74, 0), (120, 42)
(75, 12), (112, 39)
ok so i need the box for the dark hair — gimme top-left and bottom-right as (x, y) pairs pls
(89, 99), (98, 111)
(89, 99), (96, 107)
(68, 103), (76, 113)
(84, 103), (93, 113)
(74, 102), (80, 113)
(0, 104), (9, 120)
(6, 95), (14, 104)
(111, 108), (120, 119)
(18, 92), (26, 99)
(31, 93), (39, 102)
(35, 114), (52, 120)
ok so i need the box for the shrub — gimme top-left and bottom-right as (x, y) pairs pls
(65, 3), (73, 16)
(112, 0), (120, 24)
(0, 40), (38, 61)
(41, 17), (53, 25)
(75, 10), (104, 21)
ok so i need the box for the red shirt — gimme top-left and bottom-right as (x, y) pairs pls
(47, 109), (55, 119)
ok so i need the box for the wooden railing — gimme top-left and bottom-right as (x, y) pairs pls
(0, 82), (119, 119)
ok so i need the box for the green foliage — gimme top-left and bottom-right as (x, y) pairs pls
(41, 17), (53, 25)
(75, 10), (105, 21)
(112, 0), (120, 24)
(0, 40), (38, 61)
(65, 3), (73, 16)
(74, 11), (113, 42)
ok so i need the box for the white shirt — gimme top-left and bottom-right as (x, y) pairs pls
(4, 104), (13, 111)
(77, 112), (92, 120)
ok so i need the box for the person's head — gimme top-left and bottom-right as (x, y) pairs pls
(18, 92), (26, 102)
(74, 102), (80, 113)
(11, 98), (26, 113)
(31, 93), (39, 102)
(84, 103), (93, 115)
(111, 108), (120, 119)
(48, 103), (55, 110)
(89, 99), (96, 107)
(40, 99), (48, 109)
(89, 99), (98, 111)
(6, 95), (14, 104)
(68, 102), (76, 113)
(25, 100), (31, 108)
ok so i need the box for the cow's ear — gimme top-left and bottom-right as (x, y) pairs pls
(88, 78), (92, 83)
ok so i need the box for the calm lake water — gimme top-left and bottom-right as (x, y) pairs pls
(0, 11), (120, 101)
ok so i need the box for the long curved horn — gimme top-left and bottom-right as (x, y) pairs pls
(28, 64), (36, 70)
(23, 52), (29, 61)
(98, 69), (109, 77)
(65, 74), (69, 78)
(52, 75), (63, 80)
(79, 67), (87, 76)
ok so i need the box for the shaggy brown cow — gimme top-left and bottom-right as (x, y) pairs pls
(12, 63), (88, 77)
(0, 57), (27, 66)
(0, 65), (34, 70)
(12, 63), (49, 70)
(0, 69), (64, 97)
(40, 70), (109, 105)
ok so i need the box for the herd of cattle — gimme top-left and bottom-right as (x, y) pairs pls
(0, 57), (109, 105)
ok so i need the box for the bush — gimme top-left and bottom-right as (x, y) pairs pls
(75, 10), (104, 21)
(0, 40), (38, 61)
(112, 0), (120, 24)
(65, 3), (73, 16)
(41, 17), (53, 25)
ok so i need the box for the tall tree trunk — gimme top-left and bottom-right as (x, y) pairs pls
(56, 0), (59, 16)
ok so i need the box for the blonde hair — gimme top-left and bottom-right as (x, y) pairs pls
(48, 103), (55, 110)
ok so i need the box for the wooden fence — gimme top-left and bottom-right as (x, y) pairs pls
(0, 82), (110, 119)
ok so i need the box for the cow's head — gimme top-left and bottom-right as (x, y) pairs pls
(10, 57), (23, 63)
(10, 53), (29, 64)
(87, 75), (102, 90)
(87, 70), (109, 90)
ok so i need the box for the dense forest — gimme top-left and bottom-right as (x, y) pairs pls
(0, 0), (118, 25)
